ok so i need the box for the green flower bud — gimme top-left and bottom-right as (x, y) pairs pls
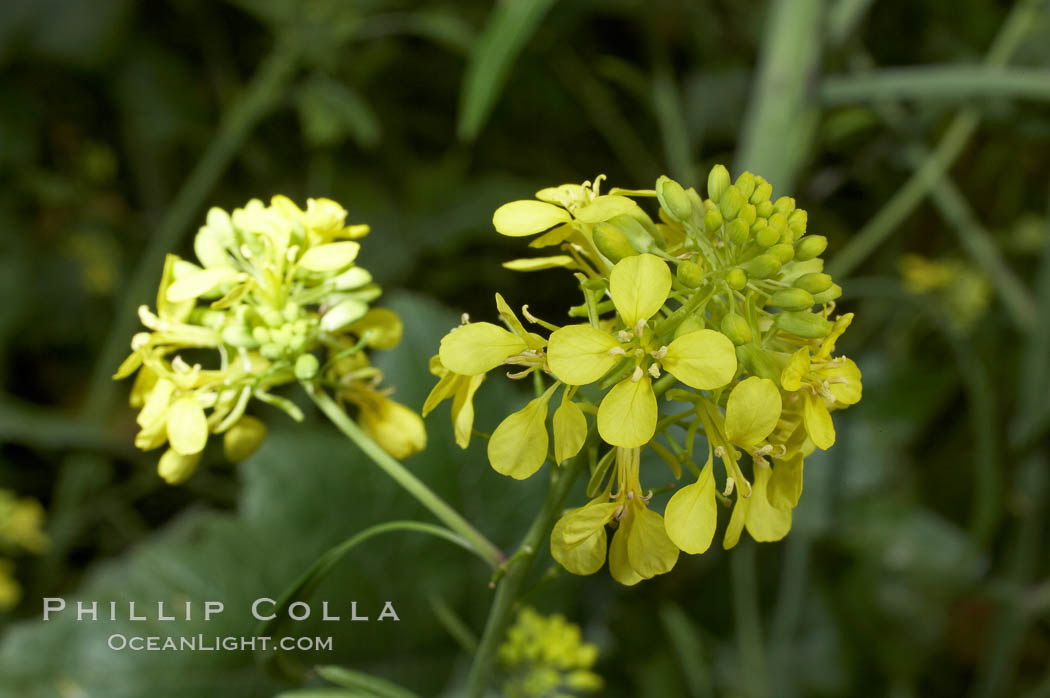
(593, 221), (638, 262)
(795, 234), (828, 261)
(755, 226), (780, 248)
(190, 308), (226, 329)
(262, 308), (283, 327)
(739, 203), (757, 227)
(294, 353), (320, 380)
(260, 343), (283, 360)
(775, 311), (831, 338)
(720, 313), (753, 345)
(704, 208), (724, 233)
(707, 164), (731, 203)
(788, 209), (807, 238)
(756, 200), (774, 218)
(221, 325), (258, 347)
(252, 326), (271, 344)
(768, 243), (795, 263)
(657, 176), (693, 222)
(811, 283), (843, 304)
(726, 268), (748, 290)
(735, 171), (756, 200)
(773, 196), (796, 215)
(677, 260), (705, 288)
(769, 288), (814, 310)
(745, 254), (782, 279)
(768, 212), (788, 236)
(223, 415), (267, 463)
(751, 179), (773, 204)
(719, 185), (745, 220)
(794, 272), (833, 294)
(726, 219), (750, 245)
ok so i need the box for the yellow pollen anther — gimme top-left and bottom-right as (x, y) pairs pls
(460, 313), (470, 325)
(608, 346), (627, 356)
(617, 330), (633, 343)
(648, 363), (661, 379)
(723, 476), (735, 497)
(651, 345), (668, 360)
(631, 366), (644, 382)
(634, 319), (646, 336)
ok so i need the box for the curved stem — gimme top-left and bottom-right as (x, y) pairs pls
(304, 382), (504, 568)
(464, 454), (588, 697)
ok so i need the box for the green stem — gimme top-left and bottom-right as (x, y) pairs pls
(464, 454), (588, 697)
(821, 66), (1050, 105)
(304, 382), (504, 568)
(82, 39), (301, 417)
(731, 541), (768, 698)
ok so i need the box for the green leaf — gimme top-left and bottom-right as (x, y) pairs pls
(456, 0), (559, 141)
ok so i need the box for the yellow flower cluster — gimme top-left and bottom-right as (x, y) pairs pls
(0, 490), (49, 609)
(426, 168), (862, 584)
(115, 196), (425, 484)
(498, 607), (603, 697)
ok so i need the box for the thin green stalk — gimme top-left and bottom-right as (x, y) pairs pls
(82, 40), (301, 417)
(821, 67), (1050, 104)
(464, 453), (588, 697)
(829, 0), (1044, 279)
(304, 383), (503, 568)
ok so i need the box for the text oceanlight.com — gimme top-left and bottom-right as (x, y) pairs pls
(107, 634), (333, 652)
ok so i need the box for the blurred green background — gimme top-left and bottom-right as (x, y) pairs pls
(1, 0), (1049, 696)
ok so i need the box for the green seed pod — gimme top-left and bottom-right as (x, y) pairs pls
(727, 268), (748, 290)
(720, 313), (753, 345)
(745, 254), (782, 279)
(756, 200), (774, 218)
(739, 203), (757, 227)
(751, 179), (773, 204)
(221, 325), (257, 348)
(811, 283), (843, 304)
(719, 185), (745, 221)
(704, 208), (724, 233)
(735, 171), (756, 200)
(755, 226), (780, 248)
(794, 272), (833, 294)
(657, 176), (693, 222)
(294, 353), (320, 380)
(795, 234), (828, 261)
(768, 243), (795, 263)
(726, 219), (750, 245)
(707, 164), (731, 203)
(223, 415), (267, 463)
(775, 311), (832, 338)
(677, 260), (705, 288)
(593, 221), (638, 262)
(769, 288), (814, 311)
(773, 196), (796, 216)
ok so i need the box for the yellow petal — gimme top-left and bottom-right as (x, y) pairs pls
(223, 416), (267, 463)
(724, 377), (782, 449)
(825, 358), (863, 406)
(597, 376), (657, 448)
(553, 399), (588, 465)
(662, 330), (738, 390)
(438, 322), (527, 376)
(608, 523), (643, 586)
(551, 507), (609, 576)
(502, 256), (577, 271)
(451, 374), (484, 449)
(138, 378), (174, 428)
(166, 268), (238, 303)
(494, 292), (528, 338)
(803, 393), (835, 449)
(573, 195), (637, 223)
(664, 463), (718, 554)
(722, 493), (747, 550)
(423, 371), (458, 417)
(112, 350), (143, 380)
(609, 254), (671, 327)
(347, 308), (403, 350)
(767, 455), (804, 510)
(492, 200), (572, 237)
(745, 466), (793, 542)
(535, 184), (588, 207)
(546, 325), (620, 385)
(487, 388), (554, 479)
(626, 506), (679, 579)
(167, 397), (208, 455)
(817, 312), (853, 359)
(528, 223), (576, 248)
(780, 347), (810, 392)
(559, 501), (619, 545)
(358, 395), (427, 460)
(297, 241), (361, 272)
(157, 448), (201, 485)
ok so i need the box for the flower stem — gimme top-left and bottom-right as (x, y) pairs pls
(303, 382), (504, 569)
(464, 454), (587, 697)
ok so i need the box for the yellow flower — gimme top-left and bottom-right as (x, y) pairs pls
(499, 607), (603, 697)
(347, 388), (427, 460)
(0, 559), (21, 610)
(422, 355), (485, 449)
(547, 254), (737, 448)
(551, 447), (678, 585)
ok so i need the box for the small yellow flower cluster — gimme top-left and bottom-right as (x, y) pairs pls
(115, 196), (425, 484)
(0, 490), (49, 610)
(427, 168), (862, 584)
(498, 607), (603, 698)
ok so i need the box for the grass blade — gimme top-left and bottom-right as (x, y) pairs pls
(821, 67), (1050, 105)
